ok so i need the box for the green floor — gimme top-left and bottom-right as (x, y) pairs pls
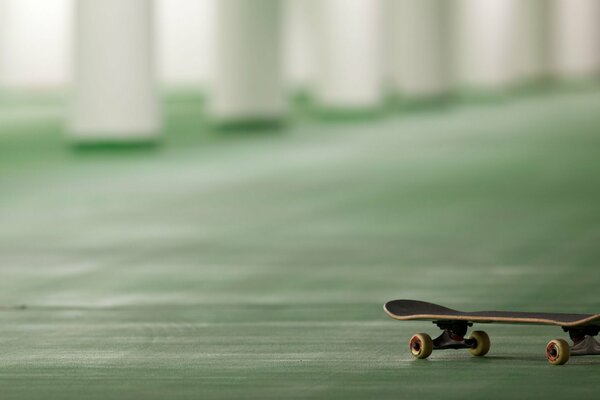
(1, 89), (600, 398)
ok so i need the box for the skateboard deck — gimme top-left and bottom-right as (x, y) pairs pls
(384, 299), (600, 365)
(384, 299), (600, 327)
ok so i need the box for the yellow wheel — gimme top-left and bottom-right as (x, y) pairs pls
(409, 333), (433, 359)
(468, 330), (491, 356)
(546, 339), (570, 365)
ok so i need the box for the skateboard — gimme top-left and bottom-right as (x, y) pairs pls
(384, 299), (600, 365)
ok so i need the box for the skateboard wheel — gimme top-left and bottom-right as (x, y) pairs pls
(468, 330), (491, 356)
(546, 339), (570, 365)
(409, 333), (433, 359)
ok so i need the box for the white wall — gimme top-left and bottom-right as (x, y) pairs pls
(283, 0), (316, 93)
(0, 0), (73, 89)
(155, 0), (216, 89)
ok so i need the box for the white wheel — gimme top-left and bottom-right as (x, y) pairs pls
(468, 330), (491, 356)
(546, 339), (570, 365)
(409, 333), (433, 359)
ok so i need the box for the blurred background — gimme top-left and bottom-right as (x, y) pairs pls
(1, 1), (600, 397)
(0, 0), (597, 125)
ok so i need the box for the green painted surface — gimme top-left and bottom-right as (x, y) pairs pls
(1, 89), (600, 398)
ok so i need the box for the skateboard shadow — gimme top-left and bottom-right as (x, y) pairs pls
(485, 355), (600, 366)
(409, 355), (600, 366)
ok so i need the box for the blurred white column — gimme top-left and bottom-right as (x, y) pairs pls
(453, 0), (519, 92)
(387, 0), (450, 100)
(552, 0), (600, 80)
(210, 0), (285, 123)
(69, 0), (161, 142)
(515, 0), (552, 83)
(313, 0), (383, 111)
(283, 0), (316, 95)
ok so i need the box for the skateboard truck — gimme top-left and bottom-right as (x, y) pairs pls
(408, 320), (491, 360)
(564, 326), (600, 356)
(432, 321), (475, 350)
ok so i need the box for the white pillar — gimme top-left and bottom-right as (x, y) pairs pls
(283, 0), (316, 95)
(515, 0), (552, 83)
(552, 0), (600, 80)
(453, 0), (519, 92)
(387, 0), (451, 100)
(210, 0), (285, 123)
(69, 0), (160, 142)
(313, 0), (383, 111)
